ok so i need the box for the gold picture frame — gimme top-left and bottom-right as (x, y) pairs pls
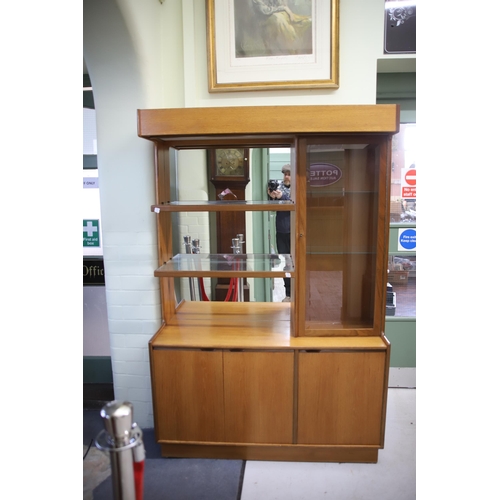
(206, 0), (339, 93)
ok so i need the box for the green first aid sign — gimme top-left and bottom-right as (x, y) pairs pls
(83, 219), (100, 247)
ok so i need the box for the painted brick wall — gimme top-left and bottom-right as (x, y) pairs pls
(104, 231), (161, 428)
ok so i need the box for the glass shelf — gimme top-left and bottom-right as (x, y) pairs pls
(307, 250), (377, 255)
(151, 200), (295, 212)
(155, 253), (294, 278)
(306, 190), (376, 196)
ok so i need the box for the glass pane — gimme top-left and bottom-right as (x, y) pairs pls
(305, 142), (381, 331)
(157, 253), (293, 275)
(390, 123), (416, 223)
(175, 277), (287, 303)
(386, 254), (416, 317)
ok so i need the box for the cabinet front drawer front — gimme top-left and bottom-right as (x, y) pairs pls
(297, 351), (386, 446)
(153, 349), (225, 442)
(224, 351), (294, 444)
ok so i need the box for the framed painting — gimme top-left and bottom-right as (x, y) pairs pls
(206, 0), (339, 92)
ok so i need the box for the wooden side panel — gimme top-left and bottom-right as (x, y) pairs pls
(374, 138), (392, 333)
(155, 142), (176, 322)
(224, 351), (294, 444)
(294, 137), (308, 337)
(152, 349), (225, 442)
(297, 351), (386, 445)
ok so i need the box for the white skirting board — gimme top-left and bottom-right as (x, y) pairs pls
(389, 367), (416, 388)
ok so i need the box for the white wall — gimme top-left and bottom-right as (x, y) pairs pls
(184, 0), (386, 107)
(83, 287), (111, 356)
(83, 0), (407, 428)
(84, 0), (166, 426)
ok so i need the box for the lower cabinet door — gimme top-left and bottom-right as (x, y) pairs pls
(297, 351), (386, 445)
(152, 349), (225, 442)
(224, 350), (294, 444)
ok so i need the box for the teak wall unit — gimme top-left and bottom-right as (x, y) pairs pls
(138, 105), (400, 463)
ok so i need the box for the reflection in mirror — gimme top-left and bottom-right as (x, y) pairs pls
(172, 147), (292, 304)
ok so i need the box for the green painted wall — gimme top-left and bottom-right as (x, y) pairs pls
(385, 319), (416, 367)
(251, 148), (269, 302)
(377, 72), (416, 123)
(83, 356), (113, 384)
(269, 152), (291, 179)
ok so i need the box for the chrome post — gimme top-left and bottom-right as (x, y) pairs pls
(183, 235), (192, 254)
(231, 236), (244, 302)
(237, 234), (245, 302)
(96, 401), (144, 500)
(192, 239), (203, 300)
(183, 235), (196, 301)
(231, 238), (241, 255)
(192, 239), (201, 254)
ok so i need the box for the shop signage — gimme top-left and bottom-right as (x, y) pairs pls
(83, 177), (99, 188)
(83, 257), (105, 286)
(401, 167), (416, 199)
(83, 219), (100, 247)
(398, 228), (416, 251)
(309, 163), (342, 187)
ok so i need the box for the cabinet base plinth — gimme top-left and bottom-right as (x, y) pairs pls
(160, 443), (379, 463)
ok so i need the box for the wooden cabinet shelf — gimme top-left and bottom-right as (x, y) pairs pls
(140, 104), (399, 463)
(150, 302), (389, 350)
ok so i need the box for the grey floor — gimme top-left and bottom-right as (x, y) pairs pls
(84, 387), (415, 499)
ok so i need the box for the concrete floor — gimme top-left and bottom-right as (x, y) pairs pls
(239, 388), (416, 500)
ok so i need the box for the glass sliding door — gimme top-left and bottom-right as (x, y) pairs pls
(301, 137), (387, 335)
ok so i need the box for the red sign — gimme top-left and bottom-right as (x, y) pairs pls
(402, 168), (416, 198)
(405, 169), (416, 186)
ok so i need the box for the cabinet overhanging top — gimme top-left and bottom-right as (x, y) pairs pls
(137, 105), (400, 139)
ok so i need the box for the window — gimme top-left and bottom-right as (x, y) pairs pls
(388, 123), (416, 318)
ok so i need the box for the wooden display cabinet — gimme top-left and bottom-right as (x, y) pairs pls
(138, 105), (399, 463)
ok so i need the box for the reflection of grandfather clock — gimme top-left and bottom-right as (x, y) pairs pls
(210, 148), (250, 301)
(213, 148), (247, 177)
